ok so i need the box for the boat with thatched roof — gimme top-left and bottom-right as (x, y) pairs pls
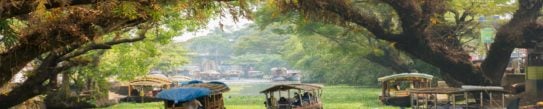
(378, 73), (434, 107)
(127, 74), (172, 102)
(158, 81), (230, 109)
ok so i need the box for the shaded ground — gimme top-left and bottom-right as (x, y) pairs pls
(103, 82), (397, 109)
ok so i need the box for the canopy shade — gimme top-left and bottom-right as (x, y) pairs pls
(155, 88), (211, 104)
(377, 73), (433, 82)
(260, 84), (323, 93)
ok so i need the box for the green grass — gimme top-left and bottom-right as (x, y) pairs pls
(104, 84), (399, 109)
(102, 102), (164, 109)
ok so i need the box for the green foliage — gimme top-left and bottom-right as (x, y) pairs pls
(0, 19), (19, 49)
(154, 42), (190, 75)
(99, 40), (159, 80)
(186, 35), (233, 56)
(113, 2), (140, 20)
(233, 25), (290, 55)
(283, 34), (394, 86)
(101, 102), (163, 109)
(448, 0), (516, 16)
(229, 54), (288, 73)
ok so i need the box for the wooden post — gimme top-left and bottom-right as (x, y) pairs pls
(489, 92), (493, 107)
(206, 96), (210, 109)
(298, 89), (303, 106)
(434, 94), (437, 109)
(410, 92), (415, 109)
(414, 93), (418, 109)
(464, 92), (469, 108)
(141, 87), (144, 103)
(308, 92), (312, 104)
(279, 90), (281, 98)
(382, 82), (387, 97)
(425, 93), (428, 108)
(128, 85), (132, 97)
(265, 93), (269, 108)
(502, 93), (505, 108)
(452, 94), (456, 109)
(288, 89), (290, 99)
(480, 92), (483, 108)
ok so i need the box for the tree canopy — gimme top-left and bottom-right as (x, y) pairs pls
(263, 0), (543, 87)
(2, 0), (543, 107)
(0, 0), (256, 107)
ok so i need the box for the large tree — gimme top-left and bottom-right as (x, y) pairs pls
(0, 0), (253, 107)
(269, 0), (543, 86)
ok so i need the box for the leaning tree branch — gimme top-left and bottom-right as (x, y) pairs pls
(297, 0), (399, 42)
(59, 31), (147, 60)
(381, 0), (424, 33)
(0, 56), (89, 108)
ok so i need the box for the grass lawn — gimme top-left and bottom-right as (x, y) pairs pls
(103, 83), (398, 109)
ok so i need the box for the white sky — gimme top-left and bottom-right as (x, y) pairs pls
(173, 16), (253, 42)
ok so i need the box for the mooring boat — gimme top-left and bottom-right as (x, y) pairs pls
(157, 81), (229, 109)
(261, 84), (323, 109)
(408, 85), (509, 109)
(378, 73), (434, 107)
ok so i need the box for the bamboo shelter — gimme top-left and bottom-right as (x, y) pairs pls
(128, 74), (172, 102)
(378, 73), (434, 107)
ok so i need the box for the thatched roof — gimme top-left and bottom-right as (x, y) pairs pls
(181, 81), (229, 95)
(129, 74), (172, 86)
(260, 84), (323, 93)
(408, 85), (508, 94)
(378, 73), (433, 82)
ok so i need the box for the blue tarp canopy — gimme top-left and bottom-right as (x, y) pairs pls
(155, 88), (211, 103)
